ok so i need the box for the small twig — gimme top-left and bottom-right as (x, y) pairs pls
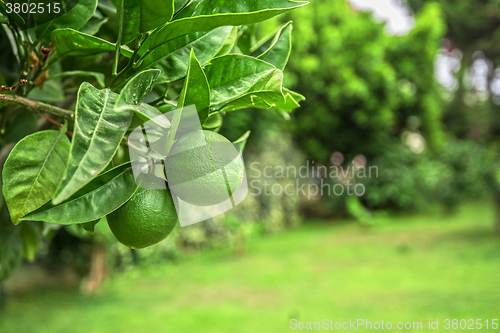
(0, 79), (27, 92)
(0, 94), (74, 120)
(38, 113), (73, 138)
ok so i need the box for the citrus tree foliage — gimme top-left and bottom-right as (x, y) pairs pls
(0, 0), (307, 282)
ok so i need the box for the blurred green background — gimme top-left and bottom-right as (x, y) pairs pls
(2, 0), (500, 332)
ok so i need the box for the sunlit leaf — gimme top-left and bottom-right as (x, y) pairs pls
(35, 0), (98, 42)
(133, 26), (232, 84)
(46, 70), (106, 88)
(53, 83), (133, 204)
(140, 0), (175, 33)
(116, 0), (140, 45)
(52, 29), (133, 58)
(204, 54), (285, 109)
(254, 21), (293, 70)
(233, 130), (250, 152)
(3, 126), (70, 224)
(177, 50), (210, 124)
(149, 0), (308, 51)
(24, 165), (137, 224)
(114, 69), (168, 126)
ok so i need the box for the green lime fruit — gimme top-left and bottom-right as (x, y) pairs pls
(107, 188), (178, 249)
(165, 130), (245, 206)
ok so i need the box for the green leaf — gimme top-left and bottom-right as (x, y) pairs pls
(215, 26), (238, 57)
(27, 63), (64, 103)
(255, 21), (293, 71)
(163, 107), (182, 158)
(35, 0), (98, 42)
(140, 0), (175, 33)
(27, 78), (65, 103)
(0, 11), (7, 24)
(233, 130), (250, 152)
(80, 16), (109, 35)
(3, 127), (70, 224)
(53, 83), (134, 205)
(202, 113), (223, 131)
(177, 50), (210, 124)
(52, 29), (133, 58)
(216, 88), (304, 113)
(0, 0), (25, 25)
(135, 26), (232, 84)
(284, 88), (305, 103)
(116, 69), (160, 106)
(23, 165), (137, 224)
(277, 92), (301, 111)
(1, 110), (38, 145)
(82, 218), (103, 234)
(116, 0), (140, 45)
(204, 54), (285, 108)
(114, 69), (168, 126)
(149, 0), (308, 51)
(0, 217), (22, 283)
(46, 71), (106, 88)
(174, 0), (189, 13)
(19, 223), (39, 262)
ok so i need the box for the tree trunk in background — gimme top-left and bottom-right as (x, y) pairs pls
(81, 244), (106, 294)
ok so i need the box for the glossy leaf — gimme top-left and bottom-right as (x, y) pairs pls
(217, 87), (304, 113)
(277, 91), (302, 111)
(52, 29), (133, 58)
(80, 16), (109, 35)
(149, 0), (308, 50)
(285, 88), (306, 103)
(114, 69), (168, 126)
(116, 0), (140, 45)
(204, 54), (285, 108)
(82, 218), (103, 234)
(46, 71), (106, 88)
(53, 83), (134, 204)
(202, 113), (223, 131)
(255, 21), (293, 71)
(35, 0), (98, 42)
(23, 165), (138, 224)
(140, 0), (175, 33)
(177, 50), (210, 124)
(116, 69), (160, 106)
(3, 127), (70, 224)
(215, 26), (238, 57)
(136, 26), (232, 84)
(233, 130), (251, 152)
(174, 0), (189, 13)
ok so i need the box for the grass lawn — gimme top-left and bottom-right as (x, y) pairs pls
(0, 202), (499, 332)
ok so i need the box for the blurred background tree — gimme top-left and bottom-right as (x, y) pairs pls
(405, 0), (500, 232)
(261, 0), (496, 215)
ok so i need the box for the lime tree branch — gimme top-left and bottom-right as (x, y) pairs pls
(0, 94), (75, 120)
